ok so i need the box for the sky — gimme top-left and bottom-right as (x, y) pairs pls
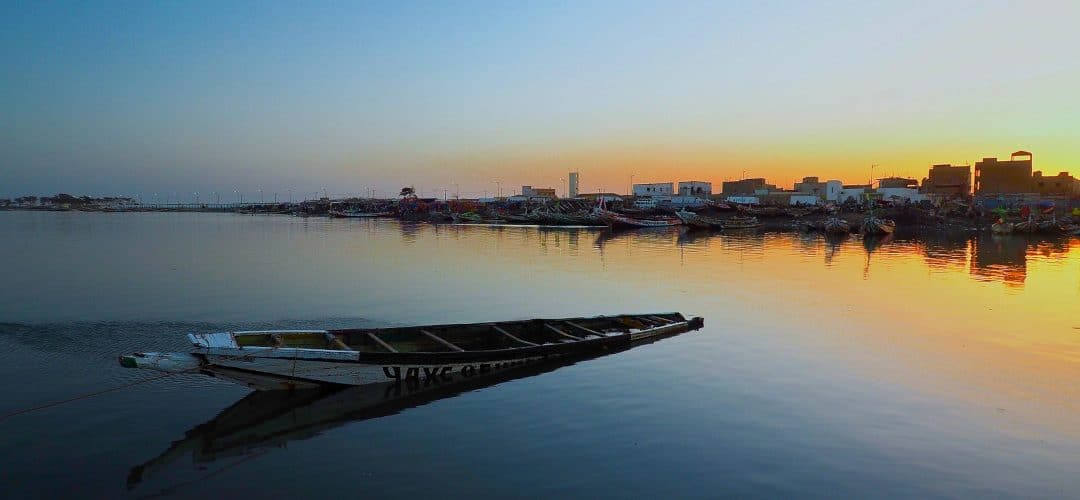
(3, 0), (1079, 200)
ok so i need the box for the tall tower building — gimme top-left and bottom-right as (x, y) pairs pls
(568, 172), (579, 197)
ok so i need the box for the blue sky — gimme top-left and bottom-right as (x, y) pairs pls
(3, 1), (1079, 199)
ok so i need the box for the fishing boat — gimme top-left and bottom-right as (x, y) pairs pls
(823, 217), (851, 234)
(1037, 217), (1068, 234)
(126, 332), (679, 489)
(451, 212), (483, 223)
(119, 313), (704, 391)
(861, 216), (896, 235)
(722, 216), (761, 229)
(990, 220), (1014, 234)
(328, 209), (393, 218)
(674, 210), (724, 229)
(594, 210), (681, 228)
(1014, 217), (1038, 233)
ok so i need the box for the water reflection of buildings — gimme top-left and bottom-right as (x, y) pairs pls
(970, 235), (1027, 286)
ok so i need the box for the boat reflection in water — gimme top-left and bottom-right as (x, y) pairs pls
(127, 332), (684, 491)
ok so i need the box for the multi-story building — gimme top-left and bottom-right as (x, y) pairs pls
(878, 177), (919, 189)
(974, 151), (1034, 195)
(568, 172), (579, 198)
(721, 178), (776, 196)
(1032, 171), (1080, 196)
(632, 182), (674, 197)
(521, 186), (556, 198)
(677, 181), (712, 197)
(921, 164), (971, 196)
(793, 176), (842, 201)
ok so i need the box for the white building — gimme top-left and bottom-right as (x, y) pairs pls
(824, 180), (842, 201)
(677, 181), (712, 197)
(633, 183), (674, 197)
(837, 188), (867, 203)
(568, 172), (579, 198)
(726, 196), (760, 205)
(789, 195), (821, 205)
(664, 196), (708, 209)
(876, 187), (928, 204)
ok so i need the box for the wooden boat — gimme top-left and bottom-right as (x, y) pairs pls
(119, 313), (704, 391)
(1037, 219), (1068, 234)
(674, 210), (724, 229)
(990, 221), (1014, 234)
(126, 334), (675, 489)
(1014, 217), (1038, 233)
(451, 212), (484, 223)
(861, 217), (896, 235)
(595, 210), (681, 228)
(722, 216), (761, 229)
(329, 210), (393, 218)
(823, 217), (851, 234)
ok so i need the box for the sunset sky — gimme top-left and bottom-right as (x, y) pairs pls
(3, 1), (1079, 199)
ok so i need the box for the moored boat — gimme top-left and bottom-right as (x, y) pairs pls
(1014, 217), (1038, 233)
(120, 313), (704, 391)
(674, 210), (724, 229)
(594, 209), (681, 228)
(329, 210), (393, 218)
(861, 216), (896, 235)
(722, 216), (761, 229)
(991, 220), (1014, 234)
(823, 217), (851, 234)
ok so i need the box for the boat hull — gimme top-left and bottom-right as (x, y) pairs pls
(122, 315), (703, 390)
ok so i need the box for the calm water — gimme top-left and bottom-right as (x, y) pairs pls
(1, 211), (1078, 498)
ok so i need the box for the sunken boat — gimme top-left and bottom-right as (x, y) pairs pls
(120, 313), (704, 391)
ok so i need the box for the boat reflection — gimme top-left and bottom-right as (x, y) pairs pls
(127, 338), (670, 491)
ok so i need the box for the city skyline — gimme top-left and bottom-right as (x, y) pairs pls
(4, 1), (1080, 198)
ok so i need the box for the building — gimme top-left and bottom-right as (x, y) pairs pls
(1032, 171), (1080, 196)
(974, 151), (1034, 195)
(877, 187), (928, 204)
(721, 178), (776, 196)
(568, 172), (579, 198)
(660, 196), (708, 209)
(838, 185), (870, 203)
(632, 182), (673, 197)
(793, 177), (842, 201)
(677, 181), (712, 197)
(575, 192), (622, 203)
(521, 186), (556, 198)
(878, 177), (919, 189)
(921, 164), (971, 196)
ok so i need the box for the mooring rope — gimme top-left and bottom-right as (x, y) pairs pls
(0, 370), (192, 422)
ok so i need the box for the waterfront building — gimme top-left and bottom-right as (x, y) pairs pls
(721, 178), (775, 196)
(521, 186), (557, 198)
(974, 151), (1034, 195)
(921, 164), (971, 196)
(1032, 171), (1080, 196)
(877, 187), (928, 204)
(878, 177), (919, 189)
(793, 177), (842, 201)
(837, 185), (870, 203)
(568, 172), (579, 198)
(677, 181), (712, 197)
(632, 182), (674, 197)
(575, 192), (622, 203)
